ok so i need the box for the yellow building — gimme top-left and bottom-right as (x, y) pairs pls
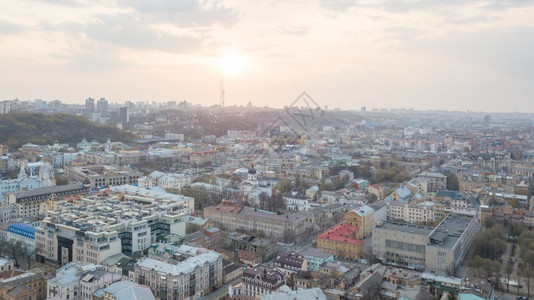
(343, 205), (375, 238)
(317, 224), (362, 260)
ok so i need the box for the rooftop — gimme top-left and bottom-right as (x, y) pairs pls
(298, 247), (334, 259)
(137, 250), (220, 276)
(375, 221), (434, 236)
(318, 224), (362, 245)
(103, 281), (155, 300)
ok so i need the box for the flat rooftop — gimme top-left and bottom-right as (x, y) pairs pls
(429, 213), (474, 249)
(376, 221), (434, 236)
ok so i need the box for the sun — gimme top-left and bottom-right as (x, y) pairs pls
(218, 51), (246, 77)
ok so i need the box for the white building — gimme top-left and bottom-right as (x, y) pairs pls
(47, 261), (122, 300)
(137, 171), (193, 191)
(0, 163), (42, 202)
(5, 223), (36, 254)
(284, 190), (310, 211)
(0, 258), (14, 272)
(135, 250), (223, 300)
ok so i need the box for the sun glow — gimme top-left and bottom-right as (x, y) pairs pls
(218, 51), (246, 77)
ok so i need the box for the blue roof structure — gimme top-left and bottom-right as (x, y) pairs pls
(8, 223), (36, 239)
(395, 186), (412, 202)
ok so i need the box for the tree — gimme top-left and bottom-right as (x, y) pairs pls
(283, 229), (296, 244)
(256, 229), (266, 239)
(521, 266), (534, 297)
(55, 174), (69, 185)
(505, 262), (513, 292)
(366, 193), (377, 204)
(468, 255), (485, 277)
(446, 174), (459, 191)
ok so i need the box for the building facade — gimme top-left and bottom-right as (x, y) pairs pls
(317, 224), (362, 260)
(135, 251), (222, 300)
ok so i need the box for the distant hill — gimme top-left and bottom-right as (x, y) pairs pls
(0, 113), (134, 150)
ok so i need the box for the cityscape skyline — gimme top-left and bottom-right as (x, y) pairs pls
(1, 0), (534, 113)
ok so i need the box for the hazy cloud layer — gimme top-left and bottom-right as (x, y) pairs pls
(1, 0), (534, 112)
(0, 20), (27, 34)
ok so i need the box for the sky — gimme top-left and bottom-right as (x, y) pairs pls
(1, 0), (534, 112)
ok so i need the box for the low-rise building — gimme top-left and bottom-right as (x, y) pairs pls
(261, 287), (327, 300)
(284, 190), (310, 211)
(273, 252), (307, 276)
(0, 271), (47, 300)
(5, 223), (35, 253)
(46, 261), (122, 300)
(241, 265), (285, 299)
(366, 184), (384, 200)
(93, 281), (155, 300)
(298, 248), (334, 271)
(317, 224), (362, 260)
(0, 259), (13, 272)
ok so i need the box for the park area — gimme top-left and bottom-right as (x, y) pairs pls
(466, 218), (534, 297)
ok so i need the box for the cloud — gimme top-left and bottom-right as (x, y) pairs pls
(321, 0), (359, 11)
(483, 0), (534, 10)
(63, 14), (204, 52)
(276, 25), (308, 36)
(400, 27), (534, 79)
(320, 0), (534, 13)
(120, 0), (239, 27)
(0, 20), (27, 34)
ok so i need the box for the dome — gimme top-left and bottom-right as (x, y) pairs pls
(248, 163), (257, 175)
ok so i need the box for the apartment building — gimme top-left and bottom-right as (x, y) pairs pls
(35, 195), (188, 264)
(417, 172), (447, 192)
(372, 213), (479, 275)
(204, 203), (307, 239)
(35, 217), (122, 266)
(387, 201), (438, 225)
(135, 250), (222, 300)
(343, 205), (375, 238)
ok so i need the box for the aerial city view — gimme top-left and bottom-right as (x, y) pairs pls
(1, 1), (533, 300)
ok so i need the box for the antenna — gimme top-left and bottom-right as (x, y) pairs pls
(219, 78), (225, 108)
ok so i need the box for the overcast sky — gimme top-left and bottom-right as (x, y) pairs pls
(1, 0), (533, 112)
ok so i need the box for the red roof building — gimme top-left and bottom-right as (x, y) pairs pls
(317, 224), (362, 260)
